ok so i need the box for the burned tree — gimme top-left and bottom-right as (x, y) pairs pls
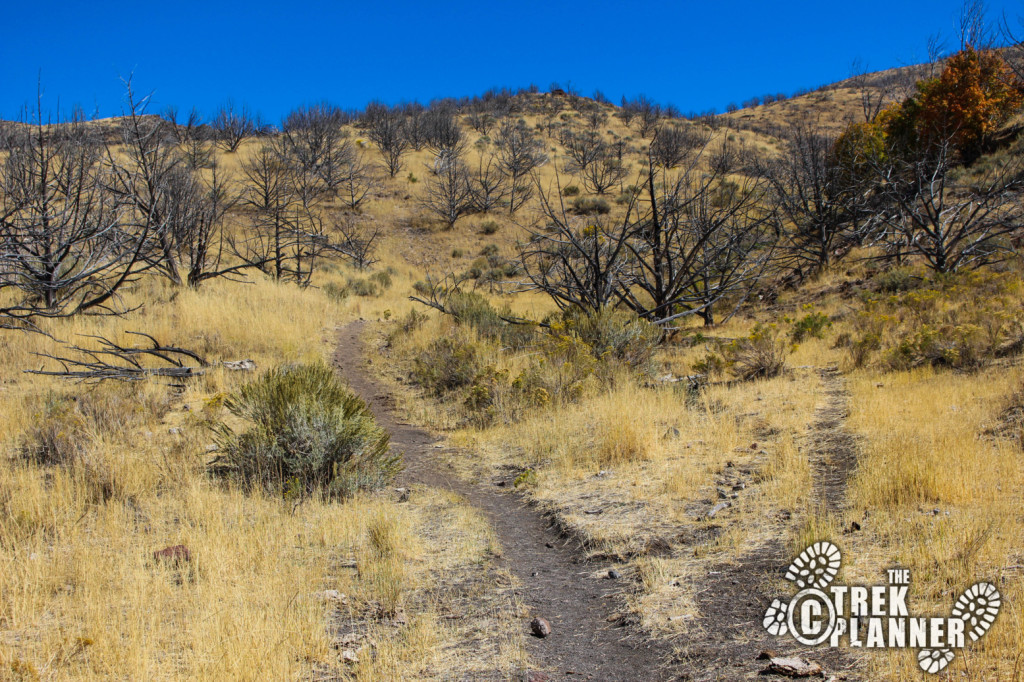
(212, 100), (260, 153)
(422, 156), (474, 228)
(363, 102), (409, 178)
(469, 154), (509, 213)
(495, 119), (547, 214)
(0, 101), (150, 330)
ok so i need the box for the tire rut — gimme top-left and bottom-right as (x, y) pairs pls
(672, 367), (861, 680)
(333, 321), (674, 681)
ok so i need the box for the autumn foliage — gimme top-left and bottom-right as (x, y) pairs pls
(839, 47), (1022, 165)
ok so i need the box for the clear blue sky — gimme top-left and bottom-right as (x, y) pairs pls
(1, 1), (1020, 123)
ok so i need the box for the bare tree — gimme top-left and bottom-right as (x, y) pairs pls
(873, 134), (1023, 272)
(363, 102), (409, 178)
(650, 123), (708, 169)
(281, 101), (354, 195)
(338, 149), (377, 210)
(469, 154), (509, 213)
(0, 99), (150, 329)
(624, 148), (778, 326)
(422, 156), (474, 228)
(466, 112), (495, 135)
(758, 121), (865, 278)
(560, 126), (604, 174)
(212, 100), (260, 153)
(634, 95), (661, 138)
(495, 119), (547, 214)
(516, 186), (637, 313)
(580, 151), (628, 195)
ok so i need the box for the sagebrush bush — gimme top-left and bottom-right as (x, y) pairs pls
(550, 307), (661, 369)
(570, 197), (611, 215)
(561, 184), (581, 197)
(790, 311), (831, 342)
(479, 220), (499, 235)
(412, 337), (481, 396)
(210, 363), (399, 498)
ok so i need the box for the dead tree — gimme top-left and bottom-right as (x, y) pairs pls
(495, 119), (547, 214)
(873, 134), (1023, 272)
(580, 151), (628, 195)
(363, 102), (409, 178)
(212, 100), (260, 153)
(758, 121), (864, 277)
(624, 150), (778, 326)
(650, 123), (708, 169)
(26, 331), (207, 382)
(422, 156), (474, 228)
(560, 127), (604, 174)
(0, 99), (150, 330)
(469, 154), (509, 213)
(338, 149), (377, 210)
(515, 180), (637, 313)
(281, 102), (354, 195)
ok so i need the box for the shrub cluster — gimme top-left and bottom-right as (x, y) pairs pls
(211, 363), (400, 498)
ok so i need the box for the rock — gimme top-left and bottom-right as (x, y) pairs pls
(168, 427), (182, 435)
(314, 589), (347, 603)
(756, 650), (777, 660)
(223, 359), (257, 371)
(394, 487), (410, 503)
(153, 544), (191, 565)
(664, 427), (681, 439)
(705, 501), (731, 519)
(717, 487), (729, 499)
(761, 656), (824, 678)
(341, 649), (359, 664)
(607, 569), (621, 579)
(584, 508), (603, 515)
(606, 613), (623, 622)
(545, 542), (554, 549)
(530, 617), (552, 638)
(526, 672), (551, 682)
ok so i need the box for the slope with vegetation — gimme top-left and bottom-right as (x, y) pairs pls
(3, 8), (1024, 679)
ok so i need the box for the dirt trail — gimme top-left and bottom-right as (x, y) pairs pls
(672, 367), (861, 680)
(333, 321), (674, 681)
(809, 367), (859, 512)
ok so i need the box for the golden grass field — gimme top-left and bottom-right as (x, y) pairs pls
(2, 77), (1024, 680)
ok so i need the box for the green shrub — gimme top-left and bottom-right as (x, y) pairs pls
(790, 311), (831, 342)
(370, 270), (393, 289)
(479, 220), (500, 235)
(479, 243), (500, 257)
(210, 363), (399, 498)
(451, 248), (464, 258)
(561, 184), (581, 197)
(412, 337), (481, 396)
(348, 278), (378, 297)
(875, 267), (921, 293)
(551, 307), (661, 369)
(570, 197), (611, 215)
(323, 281), (350, 301)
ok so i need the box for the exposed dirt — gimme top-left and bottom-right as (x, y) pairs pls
(333, 321), (676, 681)
(809, 367), (859, 512)
(671, 367), (862, 681)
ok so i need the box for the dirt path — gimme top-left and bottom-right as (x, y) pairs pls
(808, 367), (858, 512)
(672, 367), (861, 680)
(333, 321), (675, 681)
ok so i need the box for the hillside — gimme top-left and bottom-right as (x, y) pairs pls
(2, 46), (1024, 682)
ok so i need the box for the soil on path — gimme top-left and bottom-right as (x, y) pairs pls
(333, 321), (676, 681)
(671, 367), (862, 681)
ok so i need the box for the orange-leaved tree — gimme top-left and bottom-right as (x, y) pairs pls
(914, 46), (1022, 161)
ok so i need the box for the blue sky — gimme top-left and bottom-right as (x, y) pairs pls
(1, 1), (1020, 123)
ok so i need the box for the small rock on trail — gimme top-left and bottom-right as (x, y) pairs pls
(530, 617), (552, 638)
